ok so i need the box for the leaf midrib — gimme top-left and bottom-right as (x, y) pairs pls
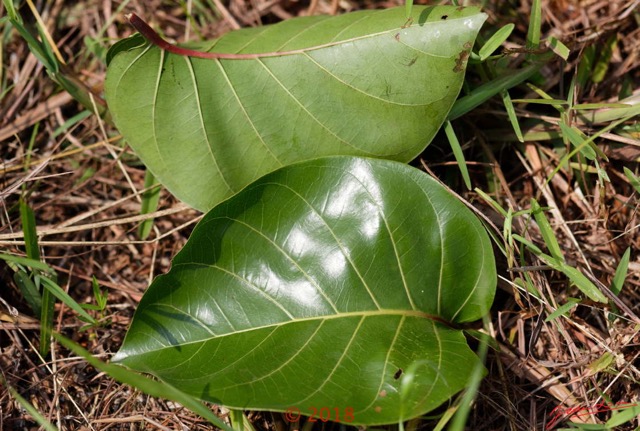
(121, 308), (450, 358)
(179, 15), (470, 59)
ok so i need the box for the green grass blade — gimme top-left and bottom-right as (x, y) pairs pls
(13, 270), (42, 315)
(447, 317), (490, 431)
(610, 247), (630, 296)
(512, 235), (607, 303)
(432, 404), (459, 431)
(501, 90), (524, 142)
(511, 98), (568, 106)
(1, 376), (58, 431)
(54, 333), (235, 431)
(555, 263), (607, 303)
(52, 110), (92, 138)
(544, 297), (580, 322)
(530, 198), (564, 262)
(526, 0), (541, 54)
(448, 64), (541, 120)
(138, 170), (162, 240)
(512, 234), (543, 255)
(18, 199), (39, 259)
(592, 35), (616, 84)
(19, 198), (56, 356)
(2, 0), (56, 70)
(504, 206), (513, 250)
(444, 121), (471, 189)
(40, 284), (55, 356)
(474, 188), (508, 217)
(624, 167), (640, 194)
(478, 24), (514, 61)
(547, 36), (569, 60)
(576, 45), (595, 89)
(40, 277), (96, 324)
(558, 122), (597, 160)
(578, 100), (640, 124)
(0, 253), (53, 273)
(405, 0), (413, 19)
(547, 115), (636, 186)
(573, 103), (630, 110)
(605, 404), (640, 428)
(92, 275), (107, 310)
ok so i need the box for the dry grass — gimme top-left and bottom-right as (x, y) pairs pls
(1, 0), (639, 430)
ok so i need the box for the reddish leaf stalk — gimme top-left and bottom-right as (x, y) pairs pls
(126, 13), (304, 59)
(126, 13), (389, 60)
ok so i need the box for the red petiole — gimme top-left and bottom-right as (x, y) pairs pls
(126, 13), (309, 59)
(126, 13), (391, 60)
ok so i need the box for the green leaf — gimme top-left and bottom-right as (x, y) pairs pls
(105, 6), (486, 211)
(114, 156), (496, 425)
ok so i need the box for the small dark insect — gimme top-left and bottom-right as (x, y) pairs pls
(404, 56), (418, 67)
(394, 33), (400, 42)
(502, 46), (550, 55)
(441, 15), (448, 20)
(394, 368), (403, 380)
(401, 17), (414, 28)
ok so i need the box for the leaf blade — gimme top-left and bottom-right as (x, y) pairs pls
(115, 157), (496, 424)
(106, 6), (487, 211)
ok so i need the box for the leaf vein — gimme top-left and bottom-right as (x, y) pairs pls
(184, 56), (234, 193)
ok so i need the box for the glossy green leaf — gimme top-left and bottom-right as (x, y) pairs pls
(114, 156), (496, 425)
(105, 6), (486, 211)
